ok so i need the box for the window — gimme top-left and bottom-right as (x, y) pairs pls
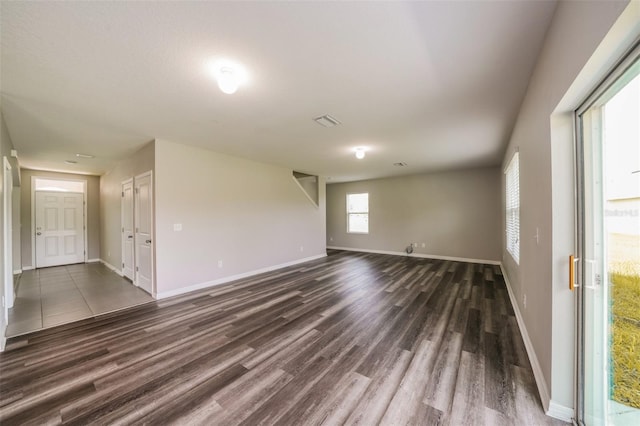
(505, 152), (520, 263)
(347, 193), (369, 233)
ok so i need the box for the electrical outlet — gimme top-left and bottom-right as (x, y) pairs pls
(300, 246), (304, 252)
(413, 242), (418, 248)
(218, 260), (223, 268)
(421, 243), (425, 248)
(329, 237), (333, 242)
(523, 294), (527, 309)
(174, 223), (182, 231)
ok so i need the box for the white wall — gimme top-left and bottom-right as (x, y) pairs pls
(327, 167), (502, 262)
(100, 141), (155, 270)
(154, 139), (326, 296)
(501, 0), (635, 414)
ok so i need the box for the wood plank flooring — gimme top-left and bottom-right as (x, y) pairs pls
(0, 250), (566, 425)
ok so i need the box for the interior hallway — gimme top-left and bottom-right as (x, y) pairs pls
(7, 262), (154, 337)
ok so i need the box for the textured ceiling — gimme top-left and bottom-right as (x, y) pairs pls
(0, 1), (557, 181)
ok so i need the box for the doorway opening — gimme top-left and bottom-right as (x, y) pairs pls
(31, 177), (87, 268)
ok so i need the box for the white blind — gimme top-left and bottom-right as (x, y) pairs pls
(347, 193), (369, 233)
(506, 152), (520, 263)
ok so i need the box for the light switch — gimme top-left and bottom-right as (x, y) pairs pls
(173, 223), (182, 231)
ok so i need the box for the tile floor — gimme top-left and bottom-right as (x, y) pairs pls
(7, 262), (154, 337)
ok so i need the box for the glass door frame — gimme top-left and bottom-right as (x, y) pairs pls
(574, 40), (640, 426)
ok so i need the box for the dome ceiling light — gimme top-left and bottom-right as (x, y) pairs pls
(210, 59), (249, 95)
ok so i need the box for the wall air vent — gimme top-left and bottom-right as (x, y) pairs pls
(393, 162), (408, 167)
(313, 114), (341, 128)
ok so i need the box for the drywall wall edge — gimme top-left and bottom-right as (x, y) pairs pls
(327, 246), (501, 265)
(100, 259), (124, 277)
(156, 253), (328, 299)
(500, 263), (573, 423)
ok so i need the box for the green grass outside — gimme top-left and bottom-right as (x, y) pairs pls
(610, 233), (640, 409)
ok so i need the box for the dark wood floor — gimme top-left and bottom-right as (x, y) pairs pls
(0, 250), (565, 425)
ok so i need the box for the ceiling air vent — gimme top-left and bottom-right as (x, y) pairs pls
(313, 114), (341, 128)
(393, 162), (408, 167)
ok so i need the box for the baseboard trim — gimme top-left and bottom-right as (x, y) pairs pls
(100, 259), (124, 277)
(327, 246), (500, 265)
(13, 269), (22, 275)
(22, 266), (34, 271)
(0, 336), (5, 353)
(156, 253), (328, 300)
(500, 264), (573, 422)
(87, 258), (101, 263)
(547, 400), (574, 423)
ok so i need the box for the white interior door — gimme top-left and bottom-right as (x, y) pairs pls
(121, 179), (134, 281)
(35, 191), (85, 268)
(134, 172), (153, 294)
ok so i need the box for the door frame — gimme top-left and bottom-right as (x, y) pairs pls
(121, 177), (135, 282)
(31, 176), (88, 268)
(3, 157), (14, 315)
(574, 41), (640, 425)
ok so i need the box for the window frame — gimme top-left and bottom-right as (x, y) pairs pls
(505, 151), (520, 264)
(346, 192), (369, 234)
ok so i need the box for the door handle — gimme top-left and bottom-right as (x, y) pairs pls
(584, 259), (599, 290)
(36, 232), (42, 236)
(128, 235), (133, 239)
(569, 255), (578, 291)
(146, 239), (152, 244)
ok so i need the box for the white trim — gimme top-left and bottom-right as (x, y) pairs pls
(99, 259), (124, 276)
(500, 264), (574, 423)
(547, 400), (575, 423)
(87, 258), (101, 263)
(0, 336), (5, 352)
(22, 266), (35, 271)
(13, 270), (22, 275)
(156, 253), (327, 300)
(327, 246), (501, 265)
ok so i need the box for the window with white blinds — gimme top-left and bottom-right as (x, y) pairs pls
(505, 152), (520, 264)
(347, 193), (369, 234)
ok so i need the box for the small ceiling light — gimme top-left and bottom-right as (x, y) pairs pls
(217, 67), (239, 94)
(64, 160), (77, 165)
(210, 59), (249, 95)
(76, 153), (94, 159)
(393, 162), (408, 167)
(355, 147), (366, 159)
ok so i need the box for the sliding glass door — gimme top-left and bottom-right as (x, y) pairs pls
(576, 45), (640, 426)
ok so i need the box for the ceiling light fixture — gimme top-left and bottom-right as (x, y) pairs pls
(355, 147), (366, 159)
(76, 153), (94, 159)
(210, 59), (249, 95)
(217, 67), (239, 94)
